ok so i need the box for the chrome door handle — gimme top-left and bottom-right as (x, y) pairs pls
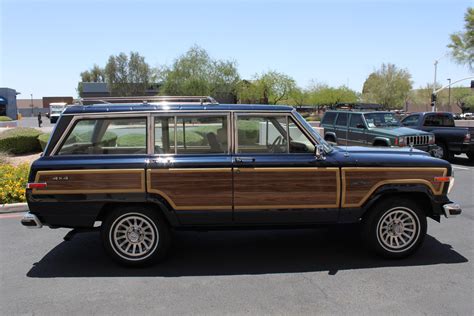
(234, 157), (255, 163)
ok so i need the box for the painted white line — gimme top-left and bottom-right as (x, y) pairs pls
(452, 166), (470, 170)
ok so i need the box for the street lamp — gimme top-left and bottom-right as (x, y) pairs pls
(30, 94), (33, 116)
(447, 78), (451, 108)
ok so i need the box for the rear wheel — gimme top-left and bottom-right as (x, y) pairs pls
(467, 152), (474, 162)
(101, 206), (171, 266)
(363, 197), (427, 259)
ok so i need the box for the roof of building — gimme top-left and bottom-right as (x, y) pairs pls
(63, 103), (295, 115)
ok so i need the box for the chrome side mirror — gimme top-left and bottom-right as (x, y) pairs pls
(315, 144), (326, 160)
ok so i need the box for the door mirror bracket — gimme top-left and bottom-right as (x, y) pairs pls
(315, 144), (326, 160)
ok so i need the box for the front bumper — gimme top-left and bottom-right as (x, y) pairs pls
(443, 203), (462, 218)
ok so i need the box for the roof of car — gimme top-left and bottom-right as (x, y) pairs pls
(62, 103), (295, 115)
(325, 110), (391, 114)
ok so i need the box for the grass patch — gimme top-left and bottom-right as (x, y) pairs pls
(0, 116), (12, 122)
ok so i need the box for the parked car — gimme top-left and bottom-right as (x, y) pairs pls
(401, 112), (474, 161)
(321, 110), (436, 154)
(22, 96), (461, 266)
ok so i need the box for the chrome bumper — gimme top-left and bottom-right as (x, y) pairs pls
(443, 203), (462, 218)
(21, 212), (43, 228)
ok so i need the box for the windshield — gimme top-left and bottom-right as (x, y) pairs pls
(364, 112), (400, 127)
(50, 106), (65, 115)
(292, 111), (333, 152)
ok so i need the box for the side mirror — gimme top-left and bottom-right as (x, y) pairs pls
(315, 144), (326, 160)
(356, 123), (365, 129)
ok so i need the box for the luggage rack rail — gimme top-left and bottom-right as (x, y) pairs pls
(79, 96), (219, 106)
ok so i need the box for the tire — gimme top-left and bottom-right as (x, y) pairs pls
(434, 142), (453, 161)
(362, 197), (427, 259)
(101, 206), (171, 267)
(467, 152), (474, 162)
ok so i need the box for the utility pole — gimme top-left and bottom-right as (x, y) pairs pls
(432, 60), (438, 112)
(30, 94), (33, 116)
(447, 78), (451, 109)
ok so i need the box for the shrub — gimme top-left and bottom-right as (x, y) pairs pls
(77, 131), (117, 146)
(0, 163), (29, 204)
(0, 116), (12, 122)
(38, 133), (51, 151)
(117, 134), (146, 147)
(0, 128), (43, 155)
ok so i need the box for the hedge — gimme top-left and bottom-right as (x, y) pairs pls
(38, 133), (51, 151)
(0, 128), (43, 155)
(117, 134), (146, 147)
(0, 116), (12, 122)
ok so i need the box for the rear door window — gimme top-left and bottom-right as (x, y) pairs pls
(335, 113), (348, 126)
(423, 114), (455, 127)
(322, 112), (337, 125)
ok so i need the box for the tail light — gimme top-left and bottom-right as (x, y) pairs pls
(26, 183), (47, 189)
(464, 133), (471, 143)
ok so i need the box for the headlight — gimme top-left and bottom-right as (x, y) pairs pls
(429, 134), (435, 145)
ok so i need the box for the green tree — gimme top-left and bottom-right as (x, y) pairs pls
(307, 83), (359, 107)
(452, 87), (474, 112)
(448, 7), (474, 71)
(104, 52), (153, 96)
(237, 71), (296, 104)
(160, 45), (240, 101)
(362, 63), (413, 109)
(77, 64), (105, 96)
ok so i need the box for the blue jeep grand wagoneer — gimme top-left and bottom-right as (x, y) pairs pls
(22, 96), (461, 266)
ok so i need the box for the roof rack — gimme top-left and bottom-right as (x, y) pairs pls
(79, 96), (219, 106)
(329, 103), (386, 111)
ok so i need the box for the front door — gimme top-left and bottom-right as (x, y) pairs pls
(147, 113), (233, 225)
(347, 113), (367, 145)
(232, 113), (340, 224)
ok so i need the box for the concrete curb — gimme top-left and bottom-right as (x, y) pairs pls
(0, 203), (28, 214)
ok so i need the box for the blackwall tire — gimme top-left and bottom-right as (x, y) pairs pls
(363, 198), (427, 259)
(101, 206), (171, 267)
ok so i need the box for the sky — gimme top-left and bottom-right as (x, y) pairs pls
(1, 0), (473, 99)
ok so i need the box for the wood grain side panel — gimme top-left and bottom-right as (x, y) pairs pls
(147, 169), (232, 210)
(33, 169), (145, 194)
(234, 168), (340, 209)
(342, 167), (447, 207)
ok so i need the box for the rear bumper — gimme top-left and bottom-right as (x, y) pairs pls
(21, 212), (43, 228)
(443, 203), (462, 218)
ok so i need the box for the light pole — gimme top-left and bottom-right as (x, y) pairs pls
(30, 94), (33, 116)
(447, 78), (451, 109)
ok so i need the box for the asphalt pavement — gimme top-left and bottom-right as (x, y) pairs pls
(0, 157), (473, 315)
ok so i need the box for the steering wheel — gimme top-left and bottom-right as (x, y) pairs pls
(268, 135), (286, 153)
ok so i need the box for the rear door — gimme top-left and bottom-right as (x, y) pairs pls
(232, 112), (340, 224)
(334, 112), (349, 145)
(147, 113), (233, 225)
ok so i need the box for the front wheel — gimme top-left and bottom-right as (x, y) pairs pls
(101, 206), (171, 266)
(363, 198), (427, 259)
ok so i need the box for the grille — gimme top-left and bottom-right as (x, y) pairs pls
(405, 135), (429, 146)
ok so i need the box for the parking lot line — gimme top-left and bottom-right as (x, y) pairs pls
(0, 213), (24, 219)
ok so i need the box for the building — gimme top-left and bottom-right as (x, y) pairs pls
(16, 96), (74, 116)
(0, 88), (19, 120)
